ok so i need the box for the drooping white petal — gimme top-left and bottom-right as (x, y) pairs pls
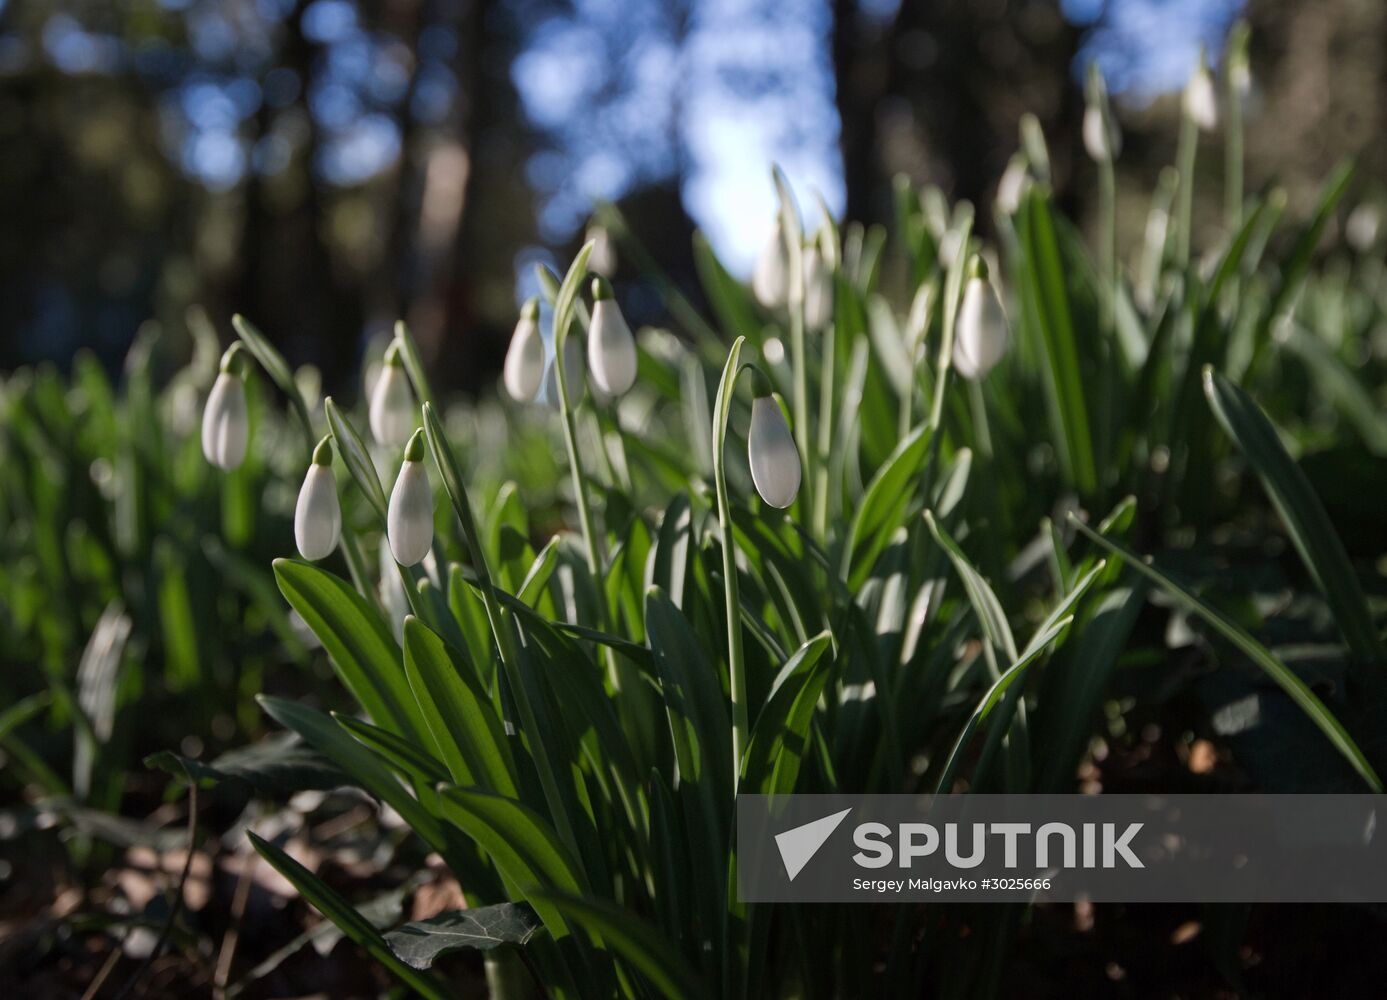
(996, 156), (1029, 216)
(1347, 203), (1380, 252)
(587, 225), (617, 277)
(202, 372), (249, 470)
(803, 245), (834, 331)
(1083, 105), (1120, 161)
(369, 363), (415, 448)
(748, 396), (801, 509)
(752, 224), (788, 309)
(587, 299), (638, 396)
(1184, 67), (1218, 131)
(387, 460), (434, 566)
(294, 465), (341, 561)
(503, 314), (545, 402)
(953, 277), (1010, 380)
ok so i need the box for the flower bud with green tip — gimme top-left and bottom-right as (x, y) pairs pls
(746, 367), (800, 509)
(1183, 53), (1218, 131)
(294, 437), (341, 561)
(587, 277), (637, 396)
(953, 256), (1010, 380)
(752, 219), (788, 309)
(503, 298), (544, 402)
(803, 240), (833, 331)
(369, 342), (415, 448)
(202, 343), (250, 470)
(387, 429), (433, 566)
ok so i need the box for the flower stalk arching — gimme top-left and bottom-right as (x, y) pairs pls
(1085, 64), (1119, 348)
(1224, 21), (1250, 238)
(548, 243), (624, 687)
(770, 166), (814, 536)
(1175, 49), (1217, 269)
(712, 337), (750, 782)
(711, 340), (801, 784)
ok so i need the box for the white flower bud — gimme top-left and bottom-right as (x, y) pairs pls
(1083, 105), (1120, 162)
(587, 280), (637, 396)
(953, 273), (1010, 380)
(543, 334), (584, 409)
(503, 300), (544, 402)
(202, 367), (249, 471)
(1184, 64), (1218, 131)
(387, 431), (433, 567)
(753, 222), (788, 309)
(1347, 203), (1380, 253)
(587, 224), (617, 278)
(294, 451), (341, 561)
(748, 394), (801, 509)
(996, 155), (1029, 216)
(803, 244), (833, 331)
(369, 345), (415, 448)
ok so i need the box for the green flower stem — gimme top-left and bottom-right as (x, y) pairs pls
(928, 218), (974, 431)
(1098, 153), (1117, 339)
(1175, 113), (1198, 270)
(420, 402), (583, 864)
(812, 319), (835, 541)
(712, 337), (750, 784)
(773, 166), (814, 530)
(553, 328), (618, 678)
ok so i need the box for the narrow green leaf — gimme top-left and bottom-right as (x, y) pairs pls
(247, 832), (457, 1000)
(232, 314), (314, 450)
(741, 631), (835, 795)
(402, 616), (518, 796)
(335, 714), (452, 787)
(258, 696), (453, 852)
(325, 396), (388, 521)
(933, 615), (1073, 794)
(1204, 368), (1386, 667)
(438, 786), (587, 936)
(924, 510), (1018, 662)
(528, 891), (705, 1000)
(1070, 515), (1382, 791)
(274, 558), (419, 740)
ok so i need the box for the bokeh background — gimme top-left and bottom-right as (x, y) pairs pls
(1, 0), (1382, 392)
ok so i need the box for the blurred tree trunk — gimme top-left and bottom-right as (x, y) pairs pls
(832, 0), (1083, 227)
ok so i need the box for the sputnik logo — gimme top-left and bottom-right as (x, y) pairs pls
(775, 808), (852, 881)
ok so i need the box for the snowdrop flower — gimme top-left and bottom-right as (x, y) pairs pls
(503, 298), (544, 402)
(587, 277), (638, 396)
(387, 430), (433, 567)
(369, 342), (415, 448)
(1347, 203), (1380, 253)
(202, 344), (249, 471)
(753, 221), (789, 309)
(996, 155), (1029, 216)
(587, 224), (617, 278)
(747, 380), (800, 509)
(803, 242), (833, 331)
(294, 437), (341, 561)
(1183, 59), (1219, 131)
(543, 334), (584, 408)
(953, 259), (1010, 380)
(1083, 67), (1120, 162)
